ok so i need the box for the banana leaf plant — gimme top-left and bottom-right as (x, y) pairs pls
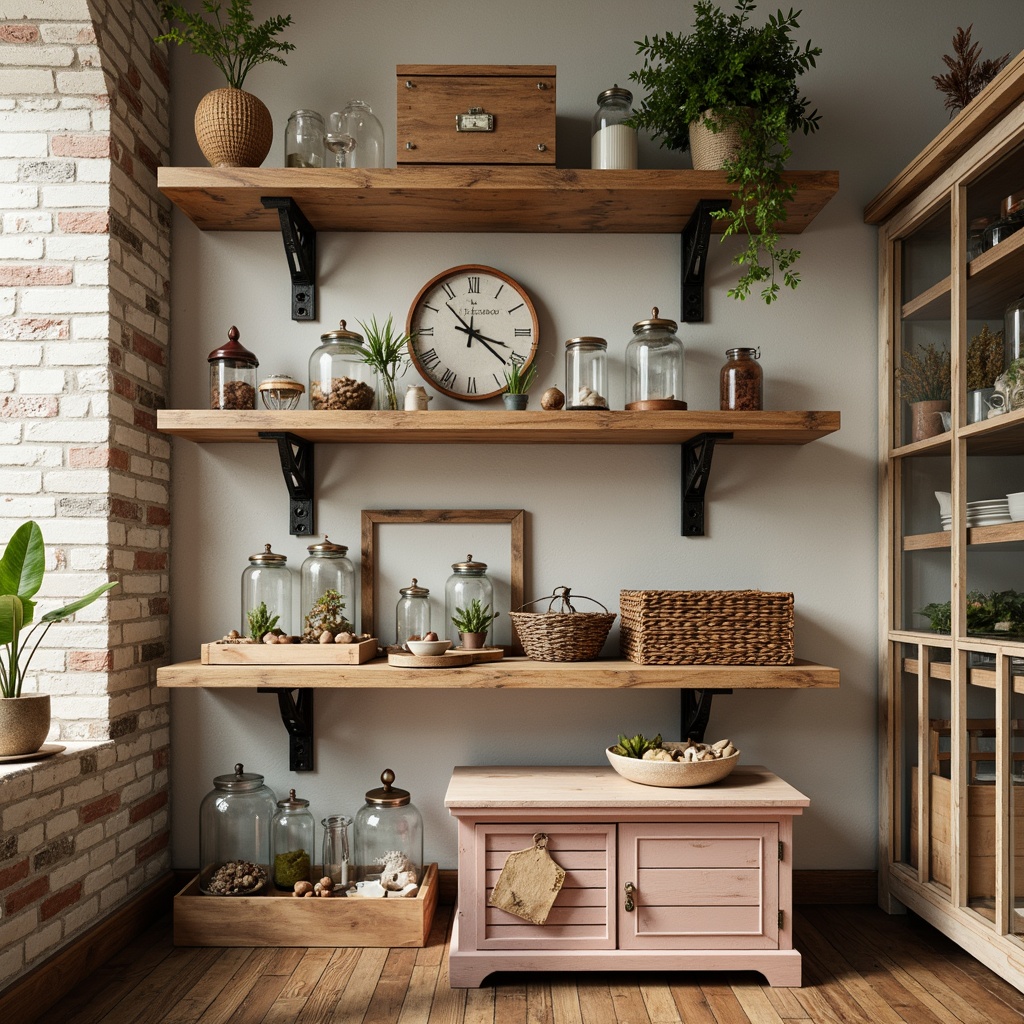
(0, 522), (116, 698)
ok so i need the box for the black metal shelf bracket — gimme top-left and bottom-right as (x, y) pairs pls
(261, 196), (317, 321)
(258, 688), (314, 771)
(680, 688), (732, 742)
(680, 198), (731, 323)
(681, 432), (732, 537)
(259, 431), (314, 536)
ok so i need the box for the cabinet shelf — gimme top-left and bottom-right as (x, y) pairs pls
(902, 521), (1024, 549)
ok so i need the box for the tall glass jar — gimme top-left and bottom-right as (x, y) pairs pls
(327, 101), (385, 169)
(208, 326), (258, 410)
(321, 814), (352, 886)
(626, 307), (686, 409)
(285, 109), (325, 168)
(271, 789), (315, 890)
(241, 543), (292, 637)
(565, 337), (608, 409)
(396, 578), (431, 646)
(308, 320), (376, 410)
(1005, 294), (1024, 365)
(591, 85), (637, 169)
(445, 555), (494, 648)
(300, 537), (355, 636)
(199, 763), (277, 895)
(354, 769), (423, 885)
(719, 347), (763, 411)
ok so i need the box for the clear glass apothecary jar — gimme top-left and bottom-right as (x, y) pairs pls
(241, 543), (292, 636)
(258, 373), (305, 410)
(591, 85), (637, 170)
(445, 555), (494, 648)
(300, 537), (355, 636)
(308, 320), (376, 410)
(322, 814), (352, 886)
(565, 337), (608, 409)
(719, 347), (763, 411)
(326, 101), (385, 169)
(271, 788), (315, 890)
(199, 763), (277, 895)
(626, 307), (686, 409)
(396, 578), (431, 646)
(208, 326), (258, 410)
(354, 769), (423, 885)
(285, 109), (325, 168)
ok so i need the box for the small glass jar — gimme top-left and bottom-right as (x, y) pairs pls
(285, 109), (325, 168)
(308, 320), (376, 410)
(208, 326), (258, 410)
(626, 307), (686, 409)
(241, 543), (292, 637)
(445, 555), (494, 648)
(258, 374), (305, 410)
(321, 814), (352, 886)
(300, 537), (355, 636)
(565, 337), (608, 410)
(354, 769), (423, 885)
(199, 763), (277, 895)
(591, 85), (637, 170)
(396, 578), (431, 646)
(271, 789), (315, 890)
(327, 101), (384, 169)
(719, 347), (764, 411)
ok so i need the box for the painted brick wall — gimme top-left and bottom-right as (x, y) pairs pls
(0, 0), (171, 989)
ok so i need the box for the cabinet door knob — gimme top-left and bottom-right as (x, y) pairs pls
(623, 881), (636, 912)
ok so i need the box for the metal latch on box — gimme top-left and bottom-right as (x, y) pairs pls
(456, 107), (494, 132)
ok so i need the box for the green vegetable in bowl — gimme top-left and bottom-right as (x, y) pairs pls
(610, 732), (663, 758)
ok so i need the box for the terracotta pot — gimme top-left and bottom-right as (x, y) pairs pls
(459, 632), (488, 650)
(0, 694), (50, 756)
(194, 88), (273, 168)
(688, 108), (751, 170)
(910, 399), (951, 442)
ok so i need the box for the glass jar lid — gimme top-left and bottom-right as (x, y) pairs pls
(319, 319), (364, 345)
(208, 325), (258, 367)
(306, 536), (348, 556)
(565, 336), (607, 350)
(258, 373), (305, 395)
(364, 768), (411, 807)
(277, 787), (309, 810)
(399, 578), (429, 597)
(248, 543), (287, 566)
(632, 307), (678, 334)
(212, 762), (266, 792)
(597, 84), (632, 105)
(725, 347), (760, 359)
(451, 554), (487, 574)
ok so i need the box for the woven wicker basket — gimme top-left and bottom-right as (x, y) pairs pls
(510, 587), (616, 662)
(619, 589), (794, 665)
(688, 108), (750, 169)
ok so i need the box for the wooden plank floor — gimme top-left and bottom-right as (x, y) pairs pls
(32, 903), (1024, 1024)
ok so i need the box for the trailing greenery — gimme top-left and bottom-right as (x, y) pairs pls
(627, 0), (821, 304)
(966, 324), (1004, 391)
(358, 314), (416, 411)
(247, 600), (278, 641)
(451, 599), (499, 635)
(0, 522), (116, 699)
(895, 343), (952, 403)
(919, 590), (1024, 636)
(503, 360), (538, 395)
(155, 1), (295, 91)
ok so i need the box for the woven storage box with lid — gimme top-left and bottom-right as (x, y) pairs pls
(510, 587), (615, 662)
(619, 590), (794, 665)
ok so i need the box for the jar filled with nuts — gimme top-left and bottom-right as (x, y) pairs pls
(719, 347), (763, 411)
(209, 326), (258, 410)
(308, 320), (376, 410)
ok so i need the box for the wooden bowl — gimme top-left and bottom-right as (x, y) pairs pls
(605, 743), (740, 788)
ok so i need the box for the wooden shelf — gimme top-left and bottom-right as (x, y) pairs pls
(903, 521), (1024, 550)
(157, 166), (838, 235)
(156, 656), (840, 690)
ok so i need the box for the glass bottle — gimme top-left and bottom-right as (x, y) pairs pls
(285, 109), (325, 168)
(591, 85), (637, 170)
(565, 337), (609, 409)
(327, 101), (385, 169)
(199, 763), (277, 895)
(1005, 294), (1024, 365)
(719, 347), (764, 411)
(354, 769), (423, 884)
(396, 578), (431, 646)
(300, 537), (355, 636)
(445, 555), (494, 648)
(271, 788), (315, 890)
(208, 326), (258, 410)
(308, 320), (376, 410)
(321, 814), (353, 886)
(626, 307), (686, 409)
(241, 543), (292, 637)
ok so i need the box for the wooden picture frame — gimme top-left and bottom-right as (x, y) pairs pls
(360, 509), (525, 652)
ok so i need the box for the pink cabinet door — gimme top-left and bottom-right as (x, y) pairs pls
(617, 822), (779, 950)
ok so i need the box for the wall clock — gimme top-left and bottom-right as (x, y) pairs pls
(406, 264), (539, 400)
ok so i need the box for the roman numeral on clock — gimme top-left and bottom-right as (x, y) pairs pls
(466, 376), (477, 394)
(418, 326), (434, 336)
(439, 367), (457, 389)
(467, 276), (481, 294)
(419, 347), (440, 371)
(514, 328), (531, 337)
(441, 282), (456, 300)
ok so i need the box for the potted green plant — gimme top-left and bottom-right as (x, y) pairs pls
(357, 314), (417, 410)
(895, 342), (952, 442)
(0, 522), (117, 756)
(451, 598), (499, 650)
(155, 1), (295, 168)
(966, 323), (1004, 422)
(627, 0), (822, 304)
(502, 361), (538, 411)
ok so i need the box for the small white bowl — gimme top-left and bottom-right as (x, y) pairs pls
(404, 639), (452, 657)
(1008, 491), (1024, 521)
(606, 743), (740, 788)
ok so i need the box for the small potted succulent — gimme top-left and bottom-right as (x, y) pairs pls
(358, 315), (417, 411)
(502, 361), (538, 410)
(451, 598), (499, 650)
(895, 342), (952, 442)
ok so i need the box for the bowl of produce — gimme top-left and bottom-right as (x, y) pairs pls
(606, 733), (740, 788)
(404, 638), (452, 657)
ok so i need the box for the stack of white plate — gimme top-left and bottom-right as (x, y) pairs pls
(940, 498), (1012, 530)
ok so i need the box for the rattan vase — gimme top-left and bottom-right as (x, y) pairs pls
(688, 108), (751, 170)
(195, 88), (273, 168)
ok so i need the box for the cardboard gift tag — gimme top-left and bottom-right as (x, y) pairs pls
(488, 832), (566, 924)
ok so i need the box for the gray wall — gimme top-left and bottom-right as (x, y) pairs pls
(166, 1), (1023, 871)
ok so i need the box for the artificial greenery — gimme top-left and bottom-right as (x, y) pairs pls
(451, 598), (499, 635)
(610, 732), (663, 759)
(357, 315), (416, 411)
(933, 25), (1009, 118)
(155, 1), (295, 91)
(919, 590), (1024, 636)
(966, 324), (1005, 391)
(895, 343), (952, 403)
(627, 0), (821, 304)
(503, 360), (538, 395)
(0, 522), (116, 698)
(302, 588), (352, 643)
(247, 600), (278, 641)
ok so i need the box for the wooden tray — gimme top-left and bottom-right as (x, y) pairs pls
(454, 646), (505, 663)
(387, 650), (474, 669)
(201, 638), (379, 666)
(173, 863), (438, 947)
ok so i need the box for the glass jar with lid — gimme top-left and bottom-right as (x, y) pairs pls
(208, 326), (258, 410)
(199, 763), (277, 895)
(591, 85), (637, 170)
(300, 537), (355, 637)
(354, 769), (423, 885)
(719, 347), (763, 411)
(396, 578), (431, 646)
(241, 543), (292, 637)
(271, 788), (315, 890)
(565, 338), (609, 409)
(258, 373), (305, 410)
(308, 320), (376, 410)
(445, 555), (495, 648)
(285, 109), (325, 168)
(626, 307), (686, 410)
(327, 101), (385, 169)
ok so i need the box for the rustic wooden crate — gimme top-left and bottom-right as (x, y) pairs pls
(201, 637), (378, 666)
(396, 64), (556, 165)
(173, 863), (438, 947)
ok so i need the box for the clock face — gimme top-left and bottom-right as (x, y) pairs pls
(406, 265), (539, 400)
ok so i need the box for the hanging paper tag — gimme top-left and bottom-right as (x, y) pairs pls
(488, 832), (566, 925)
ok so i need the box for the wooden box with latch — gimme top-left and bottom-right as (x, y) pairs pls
(396, 64), (556, 165)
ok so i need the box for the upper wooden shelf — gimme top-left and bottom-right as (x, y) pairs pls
(157, 166), (839, 234)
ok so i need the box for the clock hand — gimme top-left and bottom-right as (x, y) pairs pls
(446, 302), (474, 333)
(452, 324), (511, 349)
(446, 302), (507, 362)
